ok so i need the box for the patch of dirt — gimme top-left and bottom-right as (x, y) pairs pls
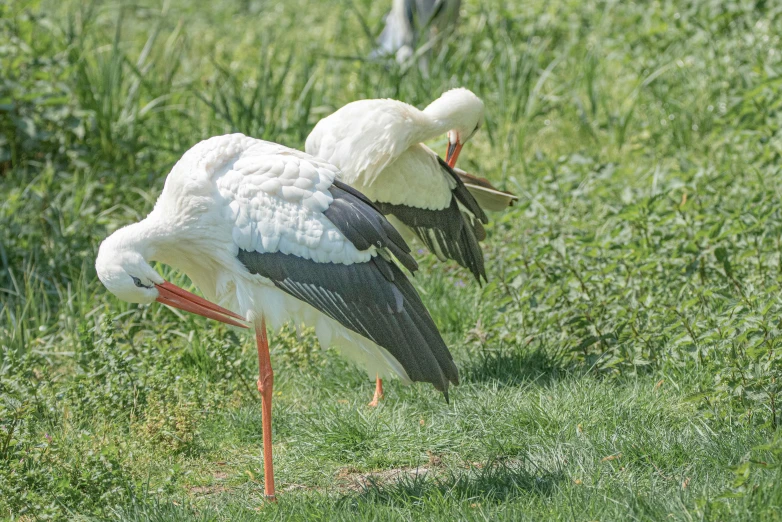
(335, 466), (361, 479)
(283, 483), (312, 492)
(427, 451), (443, 467)
(187, 485), (228, 496)
(336, 465), (432, 491)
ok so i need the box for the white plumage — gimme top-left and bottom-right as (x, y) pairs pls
(99, 134), (436, 381)
(358, 142), (455, 210)
(307, 88), (519, 283)
(96, 133), (457, 499)
(306, 89), (482, 192)
(374, 0), (462, 69)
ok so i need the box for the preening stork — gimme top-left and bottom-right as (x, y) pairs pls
(95, 134), (458, 500)
(306, 88), (518, 282)
(306, 87), (517, 404)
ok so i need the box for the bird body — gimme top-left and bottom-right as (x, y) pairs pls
(306, 88), (517, 283)
(306, 98), (437, 189)
(96, 133), (461, 499)
(306, 89), (483, 186)
(96, 134), (457, 390)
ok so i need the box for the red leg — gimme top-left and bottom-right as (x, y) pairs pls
(368, 375), (384, 407)
(255, 317), (276, 500)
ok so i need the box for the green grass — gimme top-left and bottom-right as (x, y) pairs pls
(2, 0), (782, 519)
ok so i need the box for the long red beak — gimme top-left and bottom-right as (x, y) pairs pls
(155, 281), (248, 328)
(446, 141), (463, 168)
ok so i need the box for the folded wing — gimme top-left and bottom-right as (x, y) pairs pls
(217, 146), (458, 395)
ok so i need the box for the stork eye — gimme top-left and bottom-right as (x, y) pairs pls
(131, 276), (151, 289)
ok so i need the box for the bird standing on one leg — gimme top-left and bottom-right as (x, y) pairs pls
(95, 134), (458, 500)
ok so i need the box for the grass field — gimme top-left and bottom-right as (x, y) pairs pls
(3, 0), (782, 519)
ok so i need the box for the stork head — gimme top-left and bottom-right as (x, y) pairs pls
(423, 88), (485, 168)
(96, 224), (247, 328)
(96, 244), (164, 304)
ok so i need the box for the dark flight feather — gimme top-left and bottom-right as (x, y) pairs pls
(237, 250), (458, 395)
(374, 199), (487, 283)
(235, 180), (458, 397)
(372, 157), (489, 283)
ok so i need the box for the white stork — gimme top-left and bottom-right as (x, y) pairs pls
(95, 134), (458, 500)
(373, 0), (462, 71)
(305, 88), (517, 404)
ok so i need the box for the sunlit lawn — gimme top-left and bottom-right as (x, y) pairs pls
(2, 0), (782, 519)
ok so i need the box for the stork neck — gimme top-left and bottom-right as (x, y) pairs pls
(105, 216), (172, 265)
(416, 110), (455, 143)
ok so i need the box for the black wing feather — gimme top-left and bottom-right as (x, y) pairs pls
(237, 250), (458, 395)
(373, 157), (490, 283)
(325, 180), (418, 274)
(438, 157), (488, 224)
(373, 200), (487, 284)
(235, 181), (458, 396)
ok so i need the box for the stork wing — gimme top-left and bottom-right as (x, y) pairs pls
(216, 145), (458, 395)
(237, 247), (457, 395)
(453, 167), (519, 212)
(365, 145), (489, 283)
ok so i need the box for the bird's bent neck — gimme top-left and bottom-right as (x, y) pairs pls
(417, 108), (455, 143)
(102, 215), (174, 266)
(419, 90), (482, 144)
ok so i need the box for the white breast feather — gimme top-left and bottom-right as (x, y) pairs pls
(359, 144), (453, 210)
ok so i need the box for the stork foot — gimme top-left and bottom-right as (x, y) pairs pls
(368, 376), (384, 407)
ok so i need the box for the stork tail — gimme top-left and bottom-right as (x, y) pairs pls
(453, 168), (518, 212)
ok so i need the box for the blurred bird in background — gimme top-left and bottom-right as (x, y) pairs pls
(372, 0), (461, 73)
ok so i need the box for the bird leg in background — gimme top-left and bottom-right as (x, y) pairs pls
(368, 375), (384, 407)
(255, 318), (276, 500)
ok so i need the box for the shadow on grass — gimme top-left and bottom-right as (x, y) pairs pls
(460, 345), (567, 388)
(111, 500), (219, 522)
(344, 459), (563, 508)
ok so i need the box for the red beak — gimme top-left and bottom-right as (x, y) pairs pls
(446, 141), (463, 168)
(155, 281), (248, 328)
